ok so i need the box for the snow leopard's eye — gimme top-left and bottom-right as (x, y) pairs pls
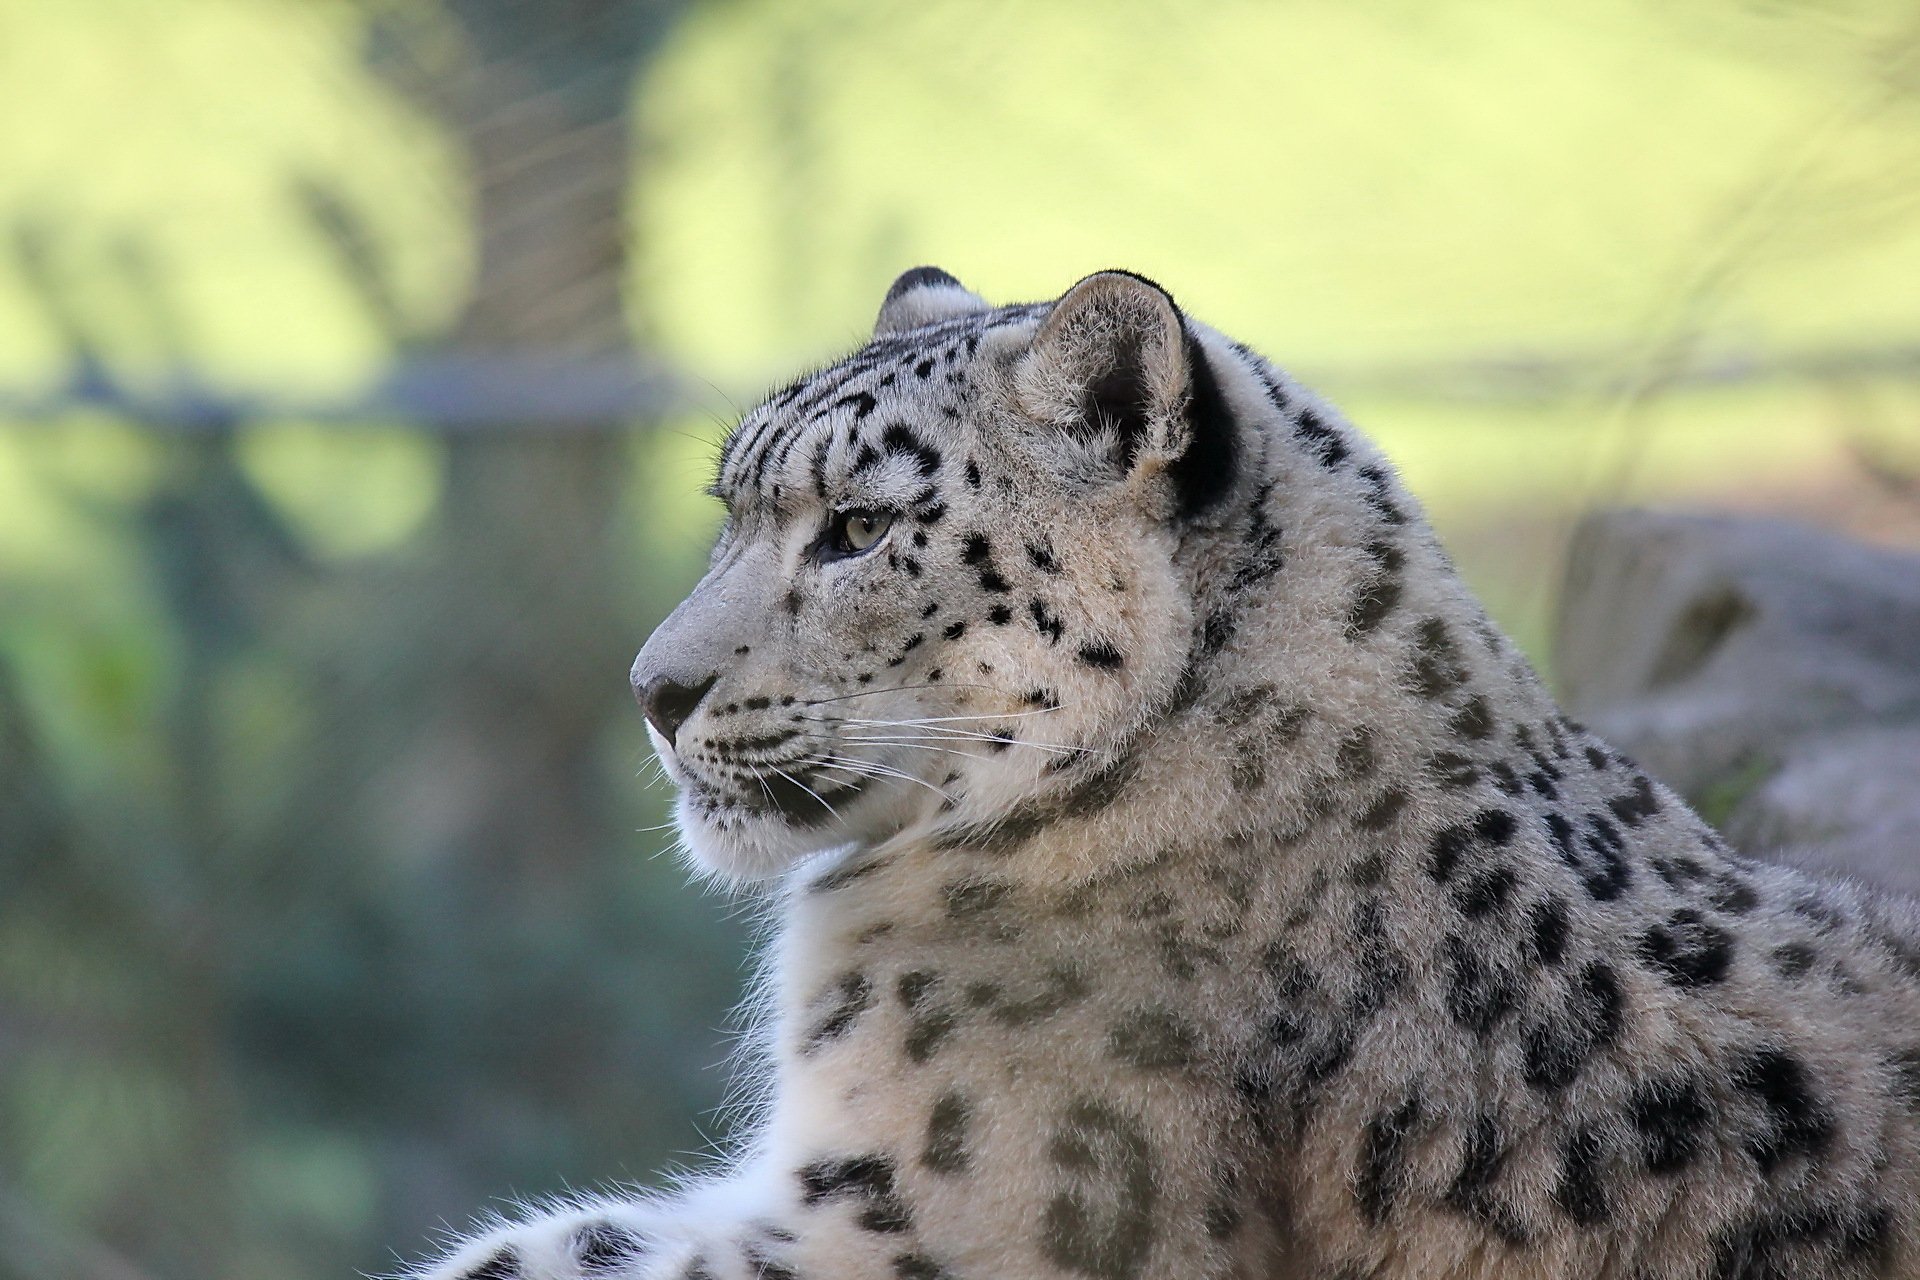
(821, 508), (893, 560)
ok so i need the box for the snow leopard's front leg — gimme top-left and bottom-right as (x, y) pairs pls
(412, 862), (1272, 1280)
(413, 1074), (1256, 1280)
(409, 1160), (938, 1280)
(412, 1004), (1259, 1278)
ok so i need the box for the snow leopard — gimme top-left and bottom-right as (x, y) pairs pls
(408, 267), (1920, 1280)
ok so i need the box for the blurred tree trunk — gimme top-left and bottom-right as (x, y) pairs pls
(353, 2), (693, 1250)
(384, 0), (689, 891)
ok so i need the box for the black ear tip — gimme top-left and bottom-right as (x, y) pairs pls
(884, 266), (964, 305)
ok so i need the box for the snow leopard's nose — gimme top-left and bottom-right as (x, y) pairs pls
(637, 673), (716, 748)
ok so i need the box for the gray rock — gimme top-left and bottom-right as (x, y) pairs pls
(1554, 509), (1920, 896)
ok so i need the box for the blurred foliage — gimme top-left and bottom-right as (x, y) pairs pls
(0, 2), (1917, 1278)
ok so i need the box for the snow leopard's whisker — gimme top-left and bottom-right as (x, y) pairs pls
(812, 752), (938, 783)
(811, 754), (954, 804)
(833, 719), (1053, 742)
(800, 682), (1009, 707)
(841, 728), (1086, 759)
(827, 706), (1073, 726)
(840, 737), (990, 764)
(833, 718), (1089, 751)
(812, 710), (1073, 734)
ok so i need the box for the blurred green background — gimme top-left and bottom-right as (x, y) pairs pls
(2, 2), (1918, 1277)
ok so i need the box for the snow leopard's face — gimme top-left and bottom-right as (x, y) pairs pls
(630, 269), (1241, 881)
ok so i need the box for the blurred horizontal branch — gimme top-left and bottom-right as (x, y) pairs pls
(0, 354), (690, 431)
(3, 341), (1920, 432)
(1312, 340), (1920, 404)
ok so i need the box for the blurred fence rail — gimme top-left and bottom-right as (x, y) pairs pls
(5, 341), (1920, 439)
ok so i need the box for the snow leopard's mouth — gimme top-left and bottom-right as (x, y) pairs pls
(678, 764), (868, 829)
(732, 767), (867, 827)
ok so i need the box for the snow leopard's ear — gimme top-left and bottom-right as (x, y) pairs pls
(1015, 270), (1236, 516)
(873, 266), (989, 337)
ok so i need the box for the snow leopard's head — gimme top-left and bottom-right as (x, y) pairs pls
(632, 268), (1244, 881)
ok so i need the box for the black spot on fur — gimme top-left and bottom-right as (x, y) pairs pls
(1607, 775), (1661, 828)
(1771, 941), (1816, 979)
(941, 620), (967, 641)
(1345, 569), (1403, 637)
(1456, 866), (1521, 918)
(1410, 618), (1468, 697)
(1292, 406), (1349, 469)
(1203, 1164), (1243, 1240)
(1030, 598), (1064, 643)
(741, 1245), (796, 1280)
(897, 970), (959, 1063)
(1444, 1113), (1528, 1245)
(1629, 1076), (1711, 1174)
(892, 1254), (952, 1280)
(1336, 728), (1377, 778)
(1730, 1046), (1832, 1173)
(879, 422), (941, 477)
(1042, 1098), (1157, 1280)
(1522, 962), (1624, 1090)
(1553, 1123), (1611, 1226)
(1106, 1009), (1200, 1070)
(1449, 694), (1495, 740)
(1355, 788), (1407, 831)
(1529, 897), (1571, 965)
(1711, 1203), (1894, 1279)
(1200, 608), (1236, 657)
(988, 963), (1092, 1026)
(961, 532), (991, 565)
(1707, 872), (1760, 914)
(1639, 908), (1734, 989)
(1077, 641), (1124, 670)
(1356, 464), (1408, 525)
(1356, 1092), (1425, 1224)
(1547, 812), (1633, 902)
(798, 1155), (913, 1233)
(1428, 751), (1479, 788)
(1230, 480), (1286, 588)
(834, 390), (877, 420)
(1027, 541), (1059, 572)
(1347, 851), (1388, 887)
(922, 1094), (973, 1175)
(943, 878), (1012, 919)
(1427, 809), (1515, 882)
(801, 971), (874, 1053)
(464, 1248), (521, 1280)
(575, 1222), (646, 1272)
(1428, 825), (1472, 883)
(987, 604), (1012, 625)
(1443, 934), (1520, 1036)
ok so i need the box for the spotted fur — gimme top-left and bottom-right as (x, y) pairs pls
(409, 270), (1920, 1280)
